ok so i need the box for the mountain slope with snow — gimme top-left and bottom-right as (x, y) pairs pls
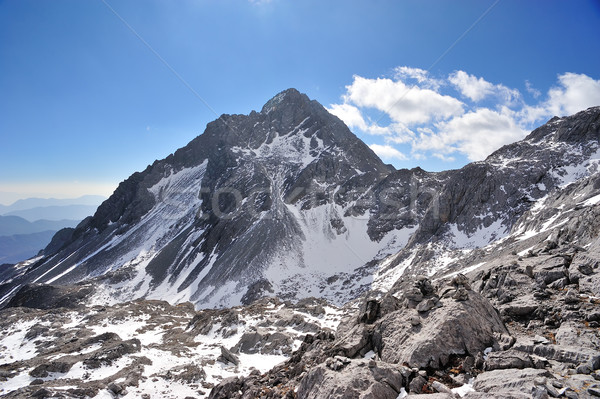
(0, 90), (598, 310)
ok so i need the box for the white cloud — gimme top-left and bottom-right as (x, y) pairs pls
(547, 72), (600, 116)
(433, 153), (456, 162)
(521, 72), (600, 123)
(330, 67), (599, 166)
(449, 71), (494, 102)
(327, 103), (368, 131)
(525, 80), (541, 98)
(414, 108), (527, 161)
(344, 75), (464, 126)
(327, 103), (393, 136)
(393, 66), (442, 90)
(369, 144), (408, 161)
(394, 66), (429, 83)
(449, 70), (521, 105)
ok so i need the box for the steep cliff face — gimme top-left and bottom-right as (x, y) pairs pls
(0, 89), (598, 310)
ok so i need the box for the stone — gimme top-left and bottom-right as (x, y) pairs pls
(107, 382), (124, 394)
(512, 341), (599, 366)
(564, 389), (579, 399)
(431, 380), (453, 394)
(531, 385), (549, 399)
(564, 289), (580, 304)
(359, 299), (381, 324)
(207, 377), (243, 399)
(588, 387), (600, 397)
(331, 323), (372, 358)
(415, 276), (436, 296)
(525, 265), (535, 278)
(31, 388), (52, 398)
(484, 350), (533, 371)
(533, 376), (547, 386)
(462, 356), (475, 372)
(404, 287), (424, 306)
(233, 330), (294, 355)
(545, 383), (560, 397)
(416, 297), (439, 313)
(533, 335), (550, 345)
(296, 359), (405, 399)
(472, 368), (553, 395)
(366, 290), (509, 370)
(409, 375), (427, 393)
(453, 286), (469, 301)
(29, 361), (74, 377)
(218, 346), (240, 366)
(451, 273), (471, 289)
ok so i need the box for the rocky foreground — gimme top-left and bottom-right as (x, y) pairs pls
(1, 233), (599, 398)
(209, 259), (600, 399)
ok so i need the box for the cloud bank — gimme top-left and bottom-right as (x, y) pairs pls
(328, 69), (600, 164)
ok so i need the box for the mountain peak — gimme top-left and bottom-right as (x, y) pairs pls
(260, 88), (309, 114)
(524, 105), (600, 144)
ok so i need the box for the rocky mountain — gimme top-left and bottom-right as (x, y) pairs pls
(1, 89), (396, 308)
(0, 90), (599, 398)
(1, 90), (597, 311)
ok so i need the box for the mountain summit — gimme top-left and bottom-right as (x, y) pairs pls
(0, 89), (394, 307)
(0, 91), (599, 309)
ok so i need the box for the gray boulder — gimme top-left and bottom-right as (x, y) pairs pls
(472, 368), (553, 395)
(296, 359), (404, 399)
(217, 346), (240, 366)
(372, 290), (508, 369)
(484, 350), (534, 371)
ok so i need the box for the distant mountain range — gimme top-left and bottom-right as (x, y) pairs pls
(0, 195), (105, 264)
(0, 230), (57, 265)
(0, 195), (105, 221)
(0, 215), (79, 236)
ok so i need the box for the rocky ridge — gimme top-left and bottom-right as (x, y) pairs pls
(0, 92), (599, 398)
(0, 93), (598, 310)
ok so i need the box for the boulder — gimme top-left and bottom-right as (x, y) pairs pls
(29, 361), (74, 378)
(83, 338), (141, 368)
(372, 290), (509, 369)
(296, 359), (404, 399)
(472, 368), (553, 395)
(331, 324), (373, 358)
(217, 346), (240, 366)
(484, 350), (533, 371)
(512, 340), (599, 366)
(233, 330), (294, 355)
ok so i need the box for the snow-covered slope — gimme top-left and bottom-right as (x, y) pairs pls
(0, 291), (344, 399)
(0, 91), (598, 310)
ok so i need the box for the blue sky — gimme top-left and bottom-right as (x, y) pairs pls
(1, 0), (599, 204)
